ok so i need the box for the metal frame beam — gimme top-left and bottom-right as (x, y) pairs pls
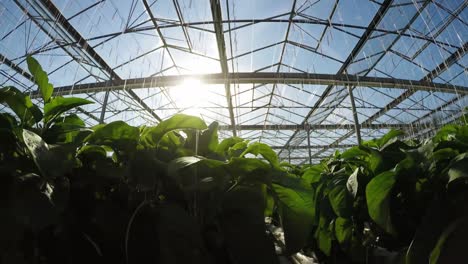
(20, 0), (162, 122)
(359, 42), (468, 127)
(218, 123), (415, 131)
(307, 40), (467, 160)
(261, 0), (297, 140)
(39, 72), (468, 97)
(271, 144), (355, 150)
(278, 0), (395, 156)
(210, 0), (237, 136)
(0, 54), (34, 82)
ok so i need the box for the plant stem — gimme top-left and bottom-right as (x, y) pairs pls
(125, 199), (147, 264)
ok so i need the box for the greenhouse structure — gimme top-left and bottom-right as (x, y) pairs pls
(0, 0), (467, 263)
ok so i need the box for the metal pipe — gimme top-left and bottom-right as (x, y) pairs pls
(347, 85), (362, 144)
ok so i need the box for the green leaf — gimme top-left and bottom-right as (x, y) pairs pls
(341, 146), (367, 160)
(272, 183), (315, 254)
(430, 217), (468, 264)
(316, 227), (332, 256)
(227, 157), (271, 183)
(22, 129), (50, 176)
(329, 181), (352, 217)
(23, 129), (77, 178)
(77, 145), (108, 160)
(346, 168), (359, 198)
(228, 140), (249, 158)
(364, 129), (404, 150)
(433, 124), (458, 143)
(456, 125), (468, 143)
(432, 148), (459, 162)
(301, 164), (324, 185)
(366, 170), (397, 235)
(168, 156), (206, 172)
(26, 56), (53, 102)
(215, 136), (244, 155)
(264, 186), (275, 217)
(158, 131), (184, 154)
(241, 142), (280, 169)
(141, 114), (206, 147)
(272, 171), (312, 190)
(43, 114), (90, 143)
(362, 147), (383, 174)
(447, 153), (468, 184)
(227, 157), (270, 173)
(85, 121), (139, 149)
(44, 96), (93, 124)
(0, 86), (42, 125)
(335, 217), (352, 246)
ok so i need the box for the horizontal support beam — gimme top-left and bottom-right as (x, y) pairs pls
(218, 123), (415, 131)
(272, 144), (355, 150)
(37, 72), (468, 97)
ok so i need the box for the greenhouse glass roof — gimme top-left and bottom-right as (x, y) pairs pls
(1, 0), (467, 164)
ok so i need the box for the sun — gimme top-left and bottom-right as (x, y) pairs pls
(169, 78), (211, 117)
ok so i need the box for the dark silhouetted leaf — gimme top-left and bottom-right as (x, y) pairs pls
(406, 201), (447, 264)
(157, 203), (209, 264)
(0, 86), (42, 125)
(221, 185), (278, 264)
(430, 217), (468, 264)
(23, 129), (76, 178)
(11, 173), (57, 231)
(168, 156), (227, 191)
(198, 121), (219, 155)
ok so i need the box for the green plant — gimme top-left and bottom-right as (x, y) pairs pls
(1, 57), (467, 264)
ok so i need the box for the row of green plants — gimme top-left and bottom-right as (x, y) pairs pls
(1, 57), (467, 263)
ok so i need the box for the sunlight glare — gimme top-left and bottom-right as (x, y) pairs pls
(170, 77), (210, 117)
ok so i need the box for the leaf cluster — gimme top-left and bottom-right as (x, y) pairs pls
(1, 57), (467, 264)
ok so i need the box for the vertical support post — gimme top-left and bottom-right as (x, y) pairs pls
(210, 0), (237, 137)
(99, 90), (110, 124)
(347, 85), (362, 144)
(288, 150), (291, 164)
(307, 126), (312, 165)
